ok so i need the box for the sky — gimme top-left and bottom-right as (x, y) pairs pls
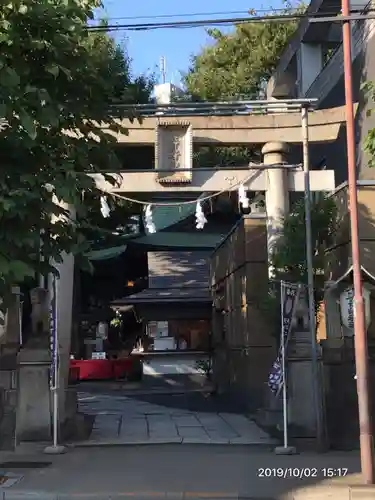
(100, 0), (286, 86)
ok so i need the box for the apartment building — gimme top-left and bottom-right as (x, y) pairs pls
(267, 0), (374, 183)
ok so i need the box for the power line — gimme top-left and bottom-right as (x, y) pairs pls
(97, 9), (252, 21)
(87, 8), (375, 32)
(94, 4), (370, 23)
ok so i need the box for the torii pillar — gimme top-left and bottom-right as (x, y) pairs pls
(262, 141), (290, 275)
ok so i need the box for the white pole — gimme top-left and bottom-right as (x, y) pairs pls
(280, 281), (288, 448)
(52, 387), (58, 448)
(275, 281), (297, 455)
(19, 300), (23, 346)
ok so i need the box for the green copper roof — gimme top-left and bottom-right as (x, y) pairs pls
(86, 245), (127, 261)
(129, 232), (226, 250)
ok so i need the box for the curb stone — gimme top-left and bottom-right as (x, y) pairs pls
(1, 493), (268, 500)
(72, 437), (184, 447)
(279, 484), (375, 500)
(1, 493), (56, 500)
(1, 489), (375, 499)
(70, 437), (277, 447)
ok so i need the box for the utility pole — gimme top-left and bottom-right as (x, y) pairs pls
(341, 0), (374, 483)
(160, 56), (166, 83)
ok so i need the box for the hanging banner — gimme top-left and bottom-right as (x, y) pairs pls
(268, 358), (283, 394)
(49, 275), (58, 389)
(280, 283), (301, 348)
(268, 282), (301, 394)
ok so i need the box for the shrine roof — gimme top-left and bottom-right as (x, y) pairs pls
(128, 231), (225, 250)
(112, 287), (211, 305)
(85, 244), (128, 261)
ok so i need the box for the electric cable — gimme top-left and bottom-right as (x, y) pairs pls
(93, 4), (370, 23)
(87, 8), (375, 32)
(100, 10), (254, 21)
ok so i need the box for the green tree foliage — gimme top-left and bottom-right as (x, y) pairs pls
(80, 28), (154, 250)
(184, 2), (304, 166)
(263, 196), (337, 337)
(0, 0), (151, 302)
(272, 197), (337, 286)
(84, 25), (154, 104)
(184, 3), (303, 101)
(363, 81), (375, 167)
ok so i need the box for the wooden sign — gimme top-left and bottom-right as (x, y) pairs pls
(155, 121), (193, 184)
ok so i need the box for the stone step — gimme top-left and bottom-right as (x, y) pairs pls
(290, 331), (312, 342)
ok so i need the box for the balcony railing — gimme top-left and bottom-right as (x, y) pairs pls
(305, 3), (375, 103)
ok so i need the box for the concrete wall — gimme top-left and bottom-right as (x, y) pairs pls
(0, 370), (18, 450)
(323, 184), (375, 447)
(321, 338), (375, 449)
(16, 354), (51, 441)
(210, 216), (276, 411)
(0, 289), (21, 450)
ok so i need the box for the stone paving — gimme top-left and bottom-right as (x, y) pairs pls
(76, 391), (277, 446)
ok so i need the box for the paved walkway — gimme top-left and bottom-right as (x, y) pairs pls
(76, 391), (276, 446)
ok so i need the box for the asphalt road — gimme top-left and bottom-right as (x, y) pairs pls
(0, 444), (362, 499)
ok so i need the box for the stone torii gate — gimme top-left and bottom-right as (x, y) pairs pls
(92, 100), (343, 260)
(16, 99), (346, 442)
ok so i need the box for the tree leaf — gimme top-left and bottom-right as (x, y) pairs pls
(8, 260), (35, 281)
(185, 4), (304, 101)
(19, 111), (36, 139)
(46, 64), (59, 78)
(2, 66), (20, 87)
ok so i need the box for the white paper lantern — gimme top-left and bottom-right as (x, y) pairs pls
(340, 286), (371, 331)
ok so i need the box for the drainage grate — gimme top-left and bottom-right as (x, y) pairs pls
(0, 461), (51, 469)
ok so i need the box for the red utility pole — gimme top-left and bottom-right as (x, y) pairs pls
(341, 0), (374, 483)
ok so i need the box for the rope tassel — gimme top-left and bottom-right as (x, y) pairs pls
(238, 184), (249, 209)
(195, 200), (207, 230)
(100, 196), (111, 218)
(145, 204), (156, 233)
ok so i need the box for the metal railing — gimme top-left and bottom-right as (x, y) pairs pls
(109, 99), (317, 117)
